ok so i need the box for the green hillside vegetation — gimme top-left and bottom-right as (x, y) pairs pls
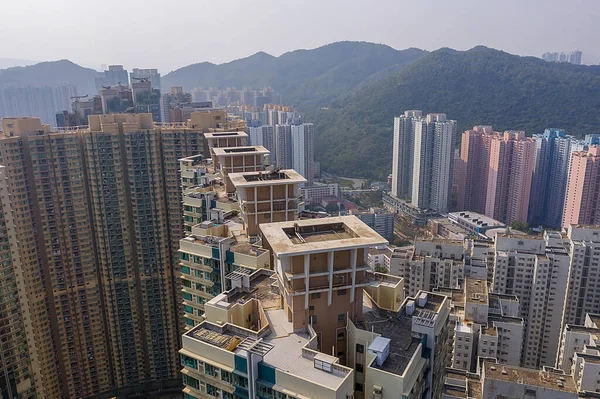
(162, 41), (426, 108)
(311, 46), (600, 180)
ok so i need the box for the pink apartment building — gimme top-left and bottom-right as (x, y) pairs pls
(456, 125), (497, 212)
(562, 146), (600, 228)
(485, 131), (536, 225)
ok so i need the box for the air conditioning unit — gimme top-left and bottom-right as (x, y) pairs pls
(372, 385), (383, 399)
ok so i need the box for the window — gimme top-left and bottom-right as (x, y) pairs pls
(356, 344), (364, 353)
(309, 315), (317, 325)
(311, 293), (321, 299)
(337, 332), (345, 341)
(356, 363), (364, 373)
(338, 289), (347, 296)
(309, 306), (315, 311)
(355, 383), (363, 392)
(338, 313), (345, 322)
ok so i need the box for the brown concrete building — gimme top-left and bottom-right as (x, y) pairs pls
(0, 118), (110, 398)
(260, 216), (388, 360)
(230, 169), (306, 237)
(212, 146), (270, 193)
(0, 166), (44, 398)
(0, 111), (248, 398)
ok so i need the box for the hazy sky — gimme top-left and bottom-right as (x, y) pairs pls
(1, 0), (598, 72)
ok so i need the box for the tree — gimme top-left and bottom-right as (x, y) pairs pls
(374, 266), (388, 274)
(511, 221), (529, 233)
(325, 202), (340, 214)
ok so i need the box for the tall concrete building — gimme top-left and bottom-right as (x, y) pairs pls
(81, 114), (179, 388)
(437, 279), (524, 372)
(95, 65), (129, 91)
(0, 83), (78, 127)
(485, 131), (536, 225)
(561, 225), (600, 326)
(528, 128), (573, 228)
(456, 126), (496, 212)
(247, 125), (276, 164)
(0, 111), (246, 397)
(562, 146), (600, 228)
(291, 123), (315, 186)
(130, 68), (162, 90)
(391, 110), (422, 199)
(0, 118), (111, 398)
(414, 113), (456, 213)
(391, 111), (456, 213)
(274, 124), (293, 169)
(491, 232), (571, 369)
(0, 166), (44, 398)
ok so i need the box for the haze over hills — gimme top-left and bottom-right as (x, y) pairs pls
(162, 41), (427, 108)
(2, 43), (600, 181)
(311, 46), (600, 180)
(0, 60), (98, 94)
(0, 58), (38, 69)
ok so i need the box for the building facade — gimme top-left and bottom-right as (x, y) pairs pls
(562, 147), (600, 228)
(528, 128), (573, 228)
(485, 131), (536, 225)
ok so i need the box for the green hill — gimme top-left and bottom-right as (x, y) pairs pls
(162, 41), (426, 108)
(311, 46), (600, 180)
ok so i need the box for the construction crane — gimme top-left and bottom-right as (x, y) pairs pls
(70, 95), (89, 102)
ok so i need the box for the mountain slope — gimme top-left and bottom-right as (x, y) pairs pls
(0, 58), (38, 69)
(312, 46), (600, 180)
(0, 60), (98, 94)
(162, 42), (426, 108)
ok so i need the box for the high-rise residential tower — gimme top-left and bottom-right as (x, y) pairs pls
(391, 110), (422, 199)
(291, 123), (315, 186)
(247, 125), (276, 164)
(0, 111), (246, 397)
(528, 128), (573, 228)
(412, 113), (457, 213)
(274, 124), (293, 169)
(485, 131), (536, 225)
(456, 126), (496, 212)
(0, 166), (44, 398)
(95, 65), (129, 91)
(562, 146), (600, 228)
(0, 118), (111, 398)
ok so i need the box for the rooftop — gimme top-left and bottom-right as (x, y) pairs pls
(260, 216), (388, 256)
(465, 279), (488, 305)
(483, 362), (577, 393)
(449, 212), (505, 228)
(358, 303), (421, 376)
(229, 169), (306, 187)
(204, 131), (249, 138)
(212, 146), (269, 156)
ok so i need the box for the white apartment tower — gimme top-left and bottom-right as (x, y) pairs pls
(492, 232), (571, 368)
(391, 111), (456, 213)
(291, 123), (315, 186)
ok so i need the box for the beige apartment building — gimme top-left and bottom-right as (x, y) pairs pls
(0, 166), (44, 399)
(0, 111), (246, 398)
(212, 146), (270, 193)
(180, 215), (452, 399)
(0, 118), (110, 398)
(229, 169), (306, 237)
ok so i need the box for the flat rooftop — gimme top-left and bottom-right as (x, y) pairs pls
(449, 212), (504, 228)
(212, 146), (269, 156)
(229, 169), (306, 187)
(260, 216), (388, 256)
(358, 304), (421, 376)
(465, 279), (488, 305)
(186, 309), (350, 390)
(483, 362), (577, 393)
(205, 131), (249, 138)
